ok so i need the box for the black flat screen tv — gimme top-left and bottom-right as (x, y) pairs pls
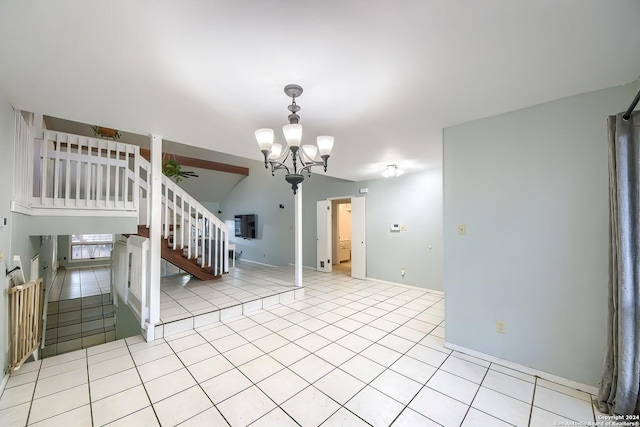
(234, 214), (256, 238)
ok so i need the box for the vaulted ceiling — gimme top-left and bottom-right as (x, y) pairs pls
(1, 1), (639, 182)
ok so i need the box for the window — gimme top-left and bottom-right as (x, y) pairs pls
(70, 234), (113, 261)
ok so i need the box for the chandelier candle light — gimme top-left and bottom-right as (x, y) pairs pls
(255, 84), (334, 194)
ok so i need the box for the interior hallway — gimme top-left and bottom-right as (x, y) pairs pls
(1, 266), (602, 426)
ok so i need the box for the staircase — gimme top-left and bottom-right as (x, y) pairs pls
(137, 153), (229, 281)
(136, 225), (220, 281)
(11, 116), (230, 340)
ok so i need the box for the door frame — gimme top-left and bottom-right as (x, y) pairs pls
(318, 195), (366, 279)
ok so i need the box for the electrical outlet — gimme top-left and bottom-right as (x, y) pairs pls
(401, 268), (405, 277)
(457, 224), (466, 235)
(400, 224), (407, 232)
(496, 321), (506, 334)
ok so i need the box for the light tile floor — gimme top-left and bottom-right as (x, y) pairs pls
(49, 267), (111, 301)
(2, 264), (607, 426)
(160, 261), (297, 323)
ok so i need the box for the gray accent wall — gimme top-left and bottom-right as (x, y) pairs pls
(220, 162), (299, 266)
(443, 83), (636, 387)
(221, 158), (444, 290)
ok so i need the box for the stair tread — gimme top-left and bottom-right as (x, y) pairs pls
(137, 225), (223, 281)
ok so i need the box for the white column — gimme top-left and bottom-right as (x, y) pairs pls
(294, 184), (303, 287)
(147, 134), (162, 340)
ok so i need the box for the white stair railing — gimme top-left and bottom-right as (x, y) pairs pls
(13, 124), (229, 337)
(138, 157), (229, 277)
(126, 235), (150, 327)
(13, 127), (140, 213)
(39, 130), (140, 210)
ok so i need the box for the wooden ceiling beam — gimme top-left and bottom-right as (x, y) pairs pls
(139, 149), (249, 176)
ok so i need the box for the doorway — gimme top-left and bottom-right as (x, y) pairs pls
(317, 196), (366, 279)
(332, 198), (352, 275)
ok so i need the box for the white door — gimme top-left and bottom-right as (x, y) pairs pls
(351, 196), (366, 279)
(316, 200), (332, 272)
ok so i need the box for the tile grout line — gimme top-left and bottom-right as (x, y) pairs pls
(165, 332), (236, 427)
(84, 349), (94, 427)
(393, 349), (453, 426)
(214, 312), (316, 425)
(3, 266), (594, 427)
(23, 358), (44, 426)
(528, 376), (538, 426)
(230, 281), (445, 426)
(197, 298), (354, 425)
(123, 338), (163, 427)
(458, 360), (492, 426)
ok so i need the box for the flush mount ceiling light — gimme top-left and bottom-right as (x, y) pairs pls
(255, 84), (334, 194)
(382, 164), (404, 178)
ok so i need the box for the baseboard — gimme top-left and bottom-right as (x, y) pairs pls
(444, 342), (599, 395)
(365, 277), (445, 296)
(287, 263), (316, 270)
(238, 258), (277, 268)
(63, 263), (111, 269)
(0, 372), (9, 397)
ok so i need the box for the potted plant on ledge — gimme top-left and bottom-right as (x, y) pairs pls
(91, 125), (121, 140)
(162, 156), (198, 183)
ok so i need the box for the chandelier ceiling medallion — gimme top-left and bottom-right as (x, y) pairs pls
(255, 84), (334, 194)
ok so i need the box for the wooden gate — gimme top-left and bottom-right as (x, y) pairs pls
(8, 278), (43, 372)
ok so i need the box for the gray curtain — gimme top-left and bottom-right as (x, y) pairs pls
(598, 112), (640, 415)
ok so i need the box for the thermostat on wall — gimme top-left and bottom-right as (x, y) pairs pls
(390, 223), (400, 232)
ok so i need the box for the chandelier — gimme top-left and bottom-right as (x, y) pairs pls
(255, 84), (334, 194)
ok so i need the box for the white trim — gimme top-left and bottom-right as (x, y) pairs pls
(148, 134), (162, 328)
(11, 202), (137, 217)
(0, 373), (9, 397)
(241, 259), (278, 268)
(62, 263), (111, 269)
(365, 276), (445, 296)
(289, 263), (317, 270)
(444, 342), (599, 395)
(326, 195), (356, 201)
(294, 185), (302, 287)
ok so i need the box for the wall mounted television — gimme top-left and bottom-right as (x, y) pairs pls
(234, 214), (256, 239)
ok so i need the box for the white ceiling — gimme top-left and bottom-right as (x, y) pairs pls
(1, 1), (639, 182)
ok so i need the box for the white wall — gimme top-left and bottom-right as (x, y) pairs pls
(0, 92), (13, 376)
(443, 82), (636, 387)
(0, 103), (44, 375)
